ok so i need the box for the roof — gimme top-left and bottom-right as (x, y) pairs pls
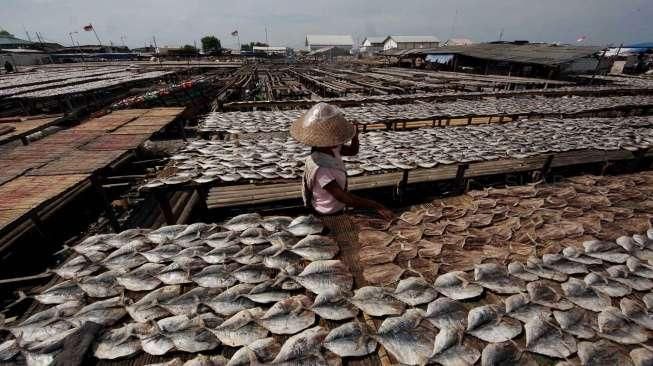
(444, 38), (474, 46)
(416, 43), (602, 66)
(0, 35), (31, 46)
(385, 35), (440, 44)
(625, 42), (653, 48)
(305, 35), (354, 46)
(362, 37), (386, 45)
(253, 46), (287, 52)
(0, 48), (44, 53)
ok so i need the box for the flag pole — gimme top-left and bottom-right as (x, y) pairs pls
(90, 24), (103, 47)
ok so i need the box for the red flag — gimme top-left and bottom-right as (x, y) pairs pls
(83, 24), (93, 32)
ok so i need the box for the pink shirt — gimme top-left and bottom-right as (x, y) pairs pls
(312, 166), (347, 214)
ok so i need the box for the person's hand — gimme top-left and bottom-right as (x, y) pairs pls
(377, 207), (396, 221)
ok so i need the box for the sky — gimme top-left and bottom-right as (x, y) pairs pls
(1, 0), (651, 49)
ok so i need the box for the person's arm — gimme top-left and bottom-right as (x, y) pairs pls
(340, 127), (359, 156)
(323, 181), (394, 220)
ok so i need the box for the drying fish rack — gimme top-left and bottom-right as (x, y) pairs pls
(200, 148), (653, 210)
(0, 108), (187, 255)
(221, 85), (653, 111)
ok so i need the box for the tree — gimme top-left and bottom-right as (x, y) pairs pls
(179, 44), (198, 55)
(0, 30), (13, 36)
(201, 35), (221, 54)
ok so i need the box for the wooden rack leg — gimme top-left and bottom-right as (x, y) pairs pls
(154, 190), (176, 225)
(91, 176), (121, 233)
(454, 163), (469, 195)
(532, 154), (554, 182)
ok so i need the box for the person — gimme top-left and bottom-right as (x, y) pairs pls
(4, 61), (14, 73)
(290, 102), (394, 220)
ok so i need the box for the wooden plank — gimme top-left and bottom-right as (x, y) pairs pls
(80, 133), (150, 151)
(0, 116), (63, 145)
(0, 174), (88, 211)
(26, 150), (126, 176)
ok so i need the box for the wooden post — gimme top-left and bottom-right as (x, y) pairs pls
(91, 176), (121, 232)
(154, 190), (176, 225)
(395, 170), (410, 203)
(454, 163), (469, 194)
(532, 154), (554, 182)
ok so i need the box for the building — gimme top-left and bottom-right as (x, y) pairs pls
(305, 35), (354, 51)
(388, 42), (605, 78)
(360, 37), (386, 54)
(1, 48), (51, 69)
(0, 34), (32, 49)
(252, 46), (293, 58)
(382, 35), (439, 51)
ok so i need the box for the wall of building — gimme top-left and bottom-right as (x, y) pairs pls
(0, 52), (50, 68)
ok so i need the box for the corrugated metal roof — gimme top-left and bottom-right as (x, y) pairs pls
(445, 38), (474, 46)
(416, 43), (602, 66)
(305, 35), (354, 46)
(363, 37), (386, 45)
(0, 36), (31, 45)
(386, 35), (440, 43)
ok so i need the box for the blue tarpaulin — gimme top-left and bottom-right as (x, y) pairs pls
(425, 54), (454, 64)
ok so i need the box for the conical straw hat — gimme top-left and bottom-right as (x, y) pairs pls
(290, 102), (355, 147)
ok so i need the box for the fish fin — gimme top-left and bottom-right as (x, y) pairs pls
(272, 244), (287, 257)
(53, 244), (72, 256)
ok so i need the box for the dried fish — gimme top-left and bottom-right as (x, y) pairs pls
(434, 271), (484, 300)
(34, 280), (84, 304)
(504, 293), (551, 323)
(161, 287), (220, 316)
(362, 262), (404, 285)
(116, 263), (165, 291)
(350, 286), (405, 317)
(526, 281), (573, 310)
(524, 314), (576, 358)
(290, 235), (339, 261)
(209, 308), (268, 347)
(227, 337), (280, 366)
(466, 305), (522, 343)
(474, 263), (525, 294)
(78, 270), (123, 298)
(310, 289), (359, 321)
(577, 340), (635, 366)
(126, 285), (182, 322)
(374, 309), (436, 365)
(429, 327), (481, 366)
(425, 297), (468, 329)
(224, 213), (261, 232)
(258, 295), (315, 334)
(272, 326), (329, 363)
(286, 260), (353, 294)
(71, 296), (126, 326)
(191, 263), (239, 288)
(620, 298), (653, 330)
(583, 273), (631, 300)
(481, 342), (537, 366)
(204, 284), (256, 316)
(597, 307), (649, 344)
(287, 215), (324, 236)
(324, 322), (377, 357)
(392, 276), (438, 306)
(606, 265), (653, 291)
(561, 277), (612, 312)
